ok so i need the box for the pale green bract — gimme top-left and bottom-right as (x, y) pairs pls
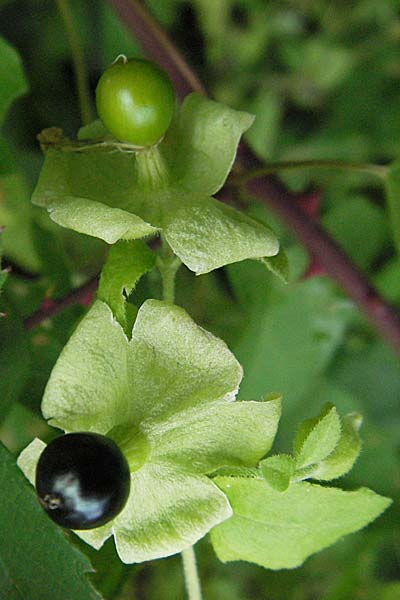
(17, 299), (282, 564)
(32, 93), (280, 275)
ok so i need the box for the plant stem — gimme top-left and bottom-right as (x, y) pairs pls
(56, 0), (94, 125)
(238, 159), (388, 183)
(158, 237), (181, 304)
(181, 546), (203, 600)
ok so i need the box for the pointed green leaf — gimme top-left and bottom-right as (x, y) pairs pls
(0, 36), (28, 124)
(42, 300), (131, 434)
(0, 174), (41, 272)
(294, 404), (341, 469)
(164, 92), (254, 195)
(150, 397), (281, 474)
(113, 462), (232, 563)
(260, 454), (295, 492)
(1, 442), (101, 600)
(98, 240), (156, 332)
(311, 413), (363, 481)
(385, 163), (400, 255)
(164, 197), (279, 275)
(211, 477), (391, 570)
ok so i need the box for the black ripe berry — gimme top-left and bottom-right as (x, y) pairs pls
(35, 432), (131, 530)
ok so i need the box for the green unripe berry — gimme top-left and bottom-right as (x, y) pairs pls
(96, 57), (175, 147)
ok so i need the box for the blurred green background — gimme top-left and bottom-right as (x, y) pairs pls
(0, 1), (399, 598)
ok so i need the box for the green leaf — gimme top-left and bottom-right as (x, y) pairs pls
(164, 92), (254, 196)
(294, 404), (342, 469)
(0, 308), (30, 424)
(322, 195), (388, 270)
(260, 454), (295, 492)
(164, 197), (279, 275)
(261, 248), (289, 284)
(0, 174), (41, 272)
(0, 36), (28, 124)
(0, 442), (101, 600)
(113, 462), (232, 563)
(385, 163), (400, 255)
(311, 412), (363, 481)
(230, 278), (352, 410)
(150, 396), (281, 474)
(98, 240), (156, 332)
(211, 477), (391, 570)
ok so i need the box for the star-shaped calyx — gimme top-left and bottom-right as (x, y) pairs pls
(18, 299), (281, 563)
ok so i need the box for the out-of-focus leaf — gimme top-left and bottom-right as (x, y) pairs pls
(0, 305), (30, 424)
(0, 35), (28, 124)
(322, 195), (389, 270)
(385, 162), (400, 255)
(0, 174), (41, 272)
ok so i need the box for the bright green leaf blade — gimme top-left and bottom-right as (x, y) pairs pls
(0, 36), (28, 124)
(260, 454), (295, 492)
(98, 240), (156, 331)
(164, 197), (279, 275)
(164, 92), (254, 196)
(385, 164), (400, 255)
(32, 150), (158, 243)
(294, 404), (342, 469)
(42, 300), (131, 433)
(18, 439), (114, 551)
(311, 413), (363, 481)
(0, 442), (101, 600)
(211, 477), (391, 570)
(130, 300), (243, 423)
(113, 462), (232, 563)
(150, 397), (281, 474)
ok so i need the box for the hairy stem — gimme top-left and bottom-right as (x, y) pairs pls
(181, 546), (203, 600)
(56, 0), (94, 125)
